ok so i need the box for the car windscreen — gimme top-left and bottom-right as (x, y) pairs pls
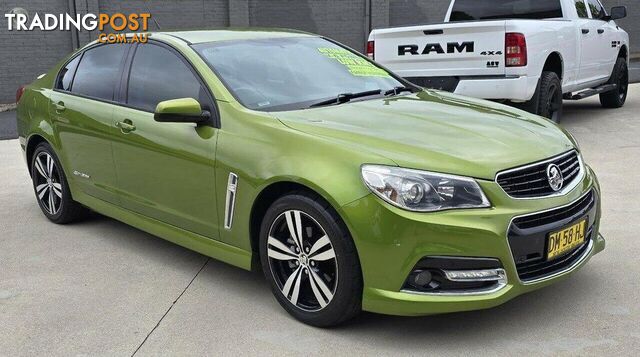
(450, 0), (563, 21)
(193, 37), (404, 111)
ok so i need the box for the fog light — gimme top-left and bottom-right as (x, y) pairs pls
(413, 270), (433, 286)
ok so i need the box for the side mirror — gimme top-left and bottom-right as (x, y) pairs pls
(154, 98), (210, 124)
(609, 6), (627, 20)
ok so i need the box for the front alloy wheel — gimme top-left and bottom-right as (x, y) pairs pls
(259, 192), (362, 327)
(267, 210), (338, 311)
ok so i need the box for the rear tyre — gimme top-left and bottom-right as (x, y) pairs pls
(534, 71), (563, 123)
(600, 57), (628, 108)
(31, 142), (88, 224)
(259, 192), (362, 327)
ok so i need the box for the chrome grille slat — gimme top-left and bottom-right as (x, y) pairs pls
(499, 177), (547, 188)
(557, 155), (576, 167)
(561, 160), (579, 172)
(496, 150), (582, 198)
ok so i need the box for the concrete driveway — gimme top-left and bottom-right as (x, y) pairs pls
(0, 110), (17, 140)
(1, 85), (639, 356)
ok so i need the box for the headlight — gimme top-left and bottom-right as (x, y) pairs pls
(361, 165), (490, 212)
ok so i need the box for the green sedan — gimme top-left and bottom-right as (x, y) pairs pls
(16, 29), (604, 327)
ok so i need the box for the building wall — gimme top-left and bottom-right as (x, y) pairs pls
(389, 0), (450, 26)
(0, 0), (74, 103)
(0, 0), (637, 103)
(248, 0), (367, 51)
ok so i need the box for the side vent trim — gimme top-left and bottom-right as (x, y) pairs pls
(224, 173), (238, 230)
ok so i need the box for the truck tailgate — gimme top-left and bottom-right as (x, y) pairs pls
(372, 21), (507, 78)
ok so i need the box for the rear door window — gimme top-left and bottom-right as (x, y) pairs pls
(450, 0), (563, 21)
(71, 44), (127, 101)
(126, 43), (208, 112)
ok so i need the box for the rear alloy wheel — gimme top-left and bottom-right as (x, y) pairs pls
(33, 151), (63, 216)
(259, 193), (362, 327)
(31, 142), (88, 224)
(600, 57), (628, 108)
(536, 71), (563, 123)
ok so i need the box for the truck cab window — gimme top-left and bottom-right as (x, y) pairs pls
(586, 0), (605, 20)
(575, 0), (589, 18)
(450, 0), (563, 21)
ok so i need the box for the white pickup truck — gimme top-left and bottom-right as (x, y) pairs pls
(367, 0), (629, 122)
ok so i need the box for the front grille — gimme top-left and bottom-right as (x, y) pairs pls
(516, 228), (592, 281)
(508, 190), (597, 282)
(496, 150), (582, 198)
(512, 190), (595, 230)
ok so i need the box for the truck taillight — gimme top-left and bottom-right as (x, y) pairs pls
(16, 85), (26, 103)
(366, 40), (375, 60)
(505, 33), (527, 67)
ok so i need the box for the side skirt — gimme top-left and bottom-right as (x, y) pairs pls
(74, 191), (253, 271)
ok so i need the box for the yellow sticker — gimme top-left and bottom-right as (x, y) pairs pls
(318, 48), (390, 78)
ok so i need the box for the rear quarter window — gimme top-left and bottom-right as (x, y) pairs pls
(55, 55), (80, 92)
(450, 0), (564, 21)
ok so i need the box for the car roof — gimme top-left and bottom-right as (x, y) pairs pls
(155, 28), (317, 44)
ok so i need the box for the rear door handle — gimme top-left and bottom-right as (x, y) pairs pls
(54, 101), (65, 113)
(116, 119), (136, 133)
(597, 28), (605, 34)
(582, 29), (590, 34)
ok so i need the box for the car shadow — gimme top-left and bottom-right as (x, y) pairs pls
(75, 211), (606, 341)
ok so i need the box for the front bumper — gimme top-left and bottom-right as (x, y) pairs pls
(339, 166), (604, 316)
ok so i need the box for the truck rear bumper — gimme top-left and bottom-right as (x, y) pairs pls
(454, 75), (539, 102)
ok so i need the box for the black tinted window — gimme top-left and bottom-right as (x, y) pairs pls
(56, 55), (80, 91)
(450, 0), (563, 21)
(127, 44), (205, 112)
(72, 44), (126, 100)
(575, 0), (589, 18)
(587, 0), (605, 19)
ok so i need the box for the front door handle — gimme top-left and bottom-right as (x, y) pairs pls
(597, 28), (605, 34)
(116, 119), (136, 133)
(581, 29), (590, 34)
(54, 101), (65, 113)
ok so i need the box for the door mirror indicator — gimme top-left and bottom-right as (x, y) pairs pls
(609, 6), (627, 21)
(154, 98), (210, 124)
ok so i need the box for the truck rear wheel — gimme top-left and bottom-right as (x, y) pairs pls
(600, 57), (628, 109)
(534, 71), (563, 123)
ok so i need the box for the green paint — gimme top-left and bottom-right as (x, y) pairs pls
(16, 29), (604, 317)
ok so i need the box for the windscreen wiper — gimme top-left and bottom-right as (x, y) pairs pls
(309, 89), (382, 108)
(384, 86), (416, 96)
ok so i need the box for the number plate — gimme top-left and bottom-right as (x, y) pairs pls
(547, 219), (587, 260)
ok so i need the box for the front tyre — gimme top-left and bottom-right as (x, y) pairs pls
(600, 57), (628, 108)
(259, 192), (362, 327)
(31, 142), (88, 224)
